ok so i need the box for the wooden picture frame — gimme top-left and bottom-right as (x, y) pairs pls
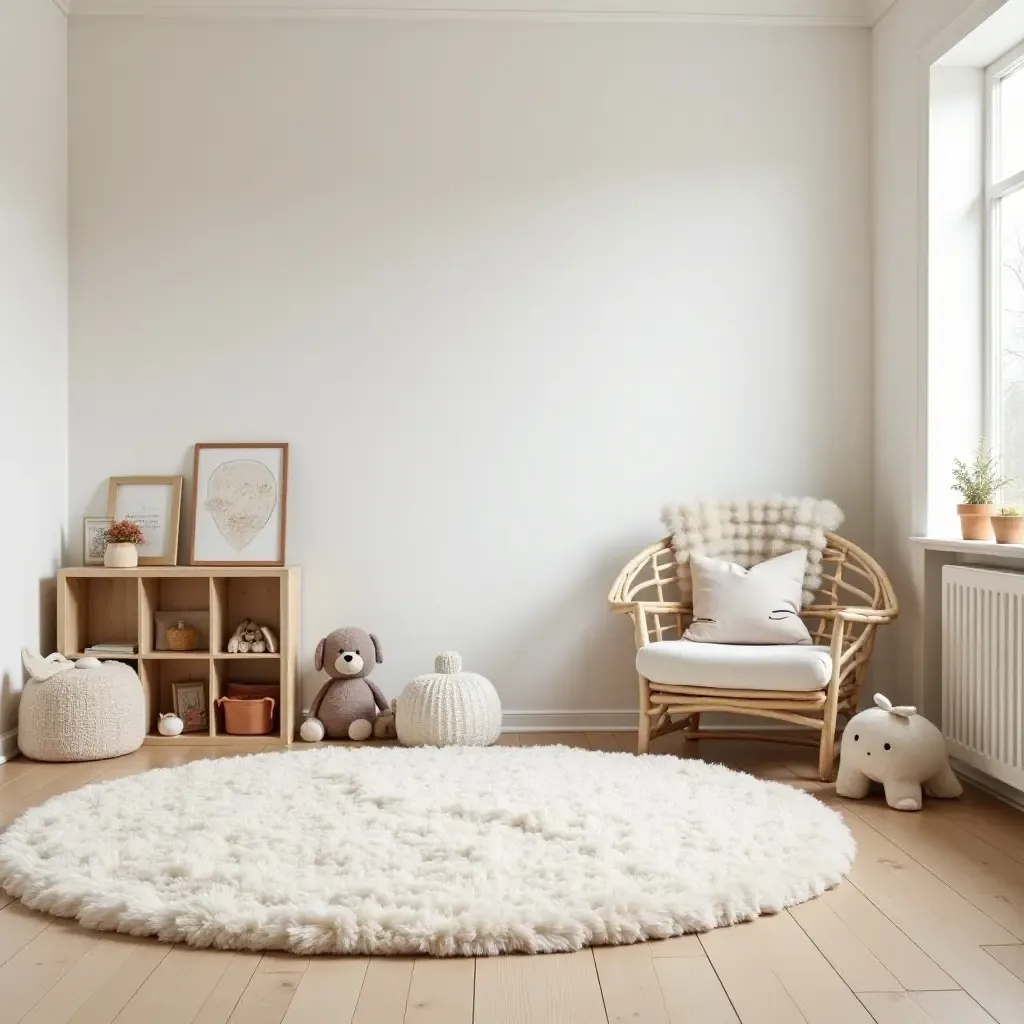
(83, 516), (113, 566)
(189, 443), (289, 566)
(172, 680), (209, 734)
(107, 476), (183, 566)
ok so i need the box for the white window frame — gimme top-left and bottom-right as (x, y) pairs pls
(985, 38), (1024, 459)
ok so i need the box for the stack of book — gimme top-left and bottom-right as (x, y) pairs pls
(83, 642), (138, 657)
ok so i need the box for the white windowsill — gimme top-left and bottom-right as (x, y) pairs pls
(911, 536), (1024, 559)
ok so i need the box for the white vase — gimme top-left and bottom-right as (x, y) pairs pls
(104, 542), (138, 568)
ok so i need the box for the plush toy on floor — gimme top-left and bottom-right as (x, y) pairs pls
(299, 627), (395, 742)
(836, 693), (962, 811)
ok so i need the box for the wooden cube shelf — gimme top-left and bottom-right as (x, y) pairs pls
(57, 566), (300, 749)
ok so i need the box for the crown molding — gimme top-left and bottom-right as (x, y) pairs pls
(66, 0), (874, 26)
(865, 0), (896, 25)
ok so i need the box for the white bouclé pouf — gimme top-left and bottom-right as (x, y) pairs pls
(397, 651), (502, 747)
(19, 658), (146, 762)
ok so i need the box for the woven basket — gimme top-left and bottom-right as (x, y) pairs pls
(166, 620), (199, 652)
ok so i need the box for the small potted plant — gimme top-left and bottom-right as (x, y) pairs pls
(992, 506), (1023, 545)
(952, 443), (1010, 541)
(103, 519), (144, 568)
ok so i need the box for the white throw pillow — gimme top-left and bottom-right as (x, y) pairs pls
(684, 549), (812, 645)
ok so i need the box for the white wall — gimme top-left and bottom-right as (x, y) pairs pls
(0, 0), (68, 755)
(69, 17), (872, 719)
(871, 0), (1008, 709)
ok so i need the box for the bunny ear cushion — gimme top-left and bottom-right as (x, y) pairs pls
(874, 692), (918, 718)
(22, 649), (70, 682)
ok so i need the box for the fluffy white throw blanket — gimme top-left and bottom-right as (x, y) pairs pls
(661, 498), (844, 607)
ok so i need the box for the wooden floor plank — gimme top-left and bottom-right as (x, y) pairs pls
(983, 945), (1024, 983)
(648, 935), (706, 958)
(352, 958), (414, 1024)
(494, 734), (521, 747)
(584, 734), (628, 753)
(405, 958), (474, 1024)
(653, 956), (739, 1023)
(67, 942), (172, 1024)
(474, 950), (607, 1024)
(114, 947), (237, 1024)
(20, 935), (139, 1024)
(842, 815), (1024, 1023)
(701, 912), (874, 1023)
(789, 896), (903, 993)
(516, 733), (591, 748)
(280, 958), (367, 1024)
(0, 903), (54, 969)
(821, 882), (956, 992)
(593, 942), (668, 1023)
(840, 811), (1018, 946)
(844, 799), (1024, 940)
(0, 919), (99, 1023)
(193, 953), (262, 1024)
(227, 966), (305, 1024)
(860, 990), (998, 1023)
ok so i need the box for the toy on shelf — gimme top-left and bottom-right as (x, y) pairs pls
(836, 693), (962, 811)
(226, 619), (278, 654)
(299, 627), (394, 742)
(157, 712), (184, 737)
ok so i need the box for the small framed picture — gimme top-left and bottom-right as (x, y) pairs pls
(172, 680), (209, 734)
(190, 443), (288, 566)
(83, 517), (113, 566)
(108, 476), (183, 566)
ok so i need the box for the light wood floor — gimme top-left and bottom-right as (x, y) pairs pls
(0, 731), (1022, 1024)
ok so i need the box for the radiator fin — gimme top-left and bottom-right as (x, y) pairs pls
(942, 565), (1024, 793)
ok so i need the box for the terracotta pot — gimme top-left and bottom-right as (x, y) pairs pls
(991, 515), (1024, 544)
(104, 542), (138, 568)
(216, 695), (276, 736)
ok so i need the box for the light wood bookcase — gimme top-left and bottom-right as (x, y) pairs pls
(56, 566), (301, 748)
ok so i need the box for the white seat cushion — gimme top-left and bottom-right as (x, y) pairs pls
(636, 641), (832, 692)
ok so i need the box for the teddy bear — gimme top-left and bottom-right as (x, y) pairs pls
(299, 627), (395, 742)
(835, 693), (962, 811)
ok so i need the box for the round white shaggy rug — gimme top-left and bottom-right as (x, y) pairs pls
(0, 745), (853, 956)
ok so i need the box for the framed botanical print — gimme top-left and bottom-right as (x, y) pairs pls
(83, 517), (113, 566)
(190, 443), (288, 566)
(107, 476), (183, 565)
(172, 680), (209, 734)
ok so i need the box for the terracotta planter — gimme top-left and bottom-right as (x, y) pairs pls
(991, 515), (1024, 544)
(104, 542), (138, 568)
(216, 695), (276, 736)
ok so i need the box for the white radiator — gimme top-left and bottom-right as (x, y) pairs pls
(942, 565), (1024, 793)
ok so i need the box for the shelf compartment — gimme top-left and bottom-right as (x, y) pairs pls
(61, 577), (139, 655)
(140, 576), (211, 655)
(212, 658), (280, 738)
(140, 656), (213, 738)
(212, 576), (281, 654)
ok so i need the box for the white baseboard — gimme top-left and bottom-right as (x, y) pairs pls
(500, 711), (799, 733)
(0, 728), (19, 765)
(951, 757), (1024, 813)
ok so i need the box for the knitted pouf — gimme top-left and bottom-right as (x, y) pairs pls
(396, 651), (502, 748)
(19, 661), (146, 762)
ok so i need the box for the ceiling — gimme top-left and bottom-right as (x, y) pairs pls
(64, 0), (899, 26)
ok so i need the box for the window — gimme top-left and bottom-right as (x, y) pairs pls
(988, 40), (1024, 506)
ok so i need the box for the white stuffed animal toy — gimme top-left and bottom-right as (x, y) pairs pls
(836, 693), (962, 811)
(226, 619), (278, 655)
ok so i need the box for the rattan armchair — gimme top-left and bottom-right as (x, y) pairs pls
(608, 533), (897, 781)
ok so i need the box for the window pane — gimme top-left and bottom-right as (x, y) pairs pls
(999, 64), (1024, 180)
(1000, 186), (1024, 506)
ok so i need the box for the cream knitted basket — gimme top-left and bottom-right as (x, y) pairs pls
(19, 660), (146, 762)
(396, 651), (502, 748)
